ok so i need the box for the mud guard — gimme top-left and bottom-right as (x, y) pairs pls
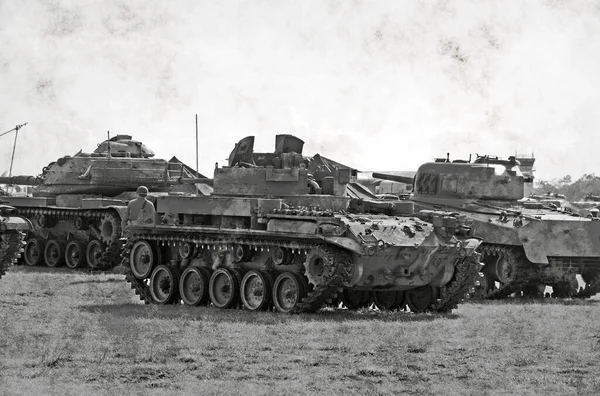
(318, 235), (365, 256)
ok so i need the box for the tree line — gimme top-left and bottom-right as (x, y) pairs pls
(533, 174), (600, 202)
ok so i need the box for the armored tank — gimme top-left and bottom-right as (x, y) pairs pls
(0, 201), (31, 281)
(121, 135), (482, 314)
(375, 155), (600, 299)
(0, 135), (208, 270)
(572, 194), (600, 217)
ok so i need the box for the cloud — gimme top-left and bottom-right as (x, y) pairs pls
(1, 0), (599, 181)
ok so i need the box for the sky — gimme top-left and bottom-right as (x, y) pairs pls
(1, 0), (599, 181)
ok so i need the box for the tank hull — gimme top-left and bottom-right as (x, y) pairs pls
(413, 196), (600, 298)
(121, 192), (482, 314)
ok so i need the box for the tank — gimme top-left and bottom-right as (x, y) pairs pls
(0, 135), (209, 270)
(375, 154), (600, 299)
(121, 135), (482, 314)
(0, 201), (31, 282)
(572, 194), (600, 217)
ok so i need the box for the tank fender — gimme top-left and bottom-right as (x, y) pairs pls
(318, 235), (365, 256)
(0, 216), (32, 231)
(106, 205), (128, 221)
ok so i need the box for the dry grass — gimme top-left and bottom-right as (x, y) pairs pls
(1, 266), (599, 396)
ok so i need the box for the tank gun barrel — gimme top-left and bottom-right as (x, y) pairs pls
(371, 172), (414, 185)
(0, 175), (40, 185)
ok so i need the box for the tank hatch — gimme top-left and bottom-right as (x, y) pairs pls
(94, 135), (155, 158)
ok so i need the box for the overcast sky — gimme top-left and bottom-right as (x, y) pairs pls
(1, 0), (599, 181)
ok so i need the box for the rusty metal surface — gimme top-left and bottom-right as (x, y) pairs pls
(403, 154), (600, 297)
(121, 135), (483, 313)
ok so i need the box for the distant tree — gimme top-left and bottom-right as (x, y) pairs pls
(534, 174), (600, 201)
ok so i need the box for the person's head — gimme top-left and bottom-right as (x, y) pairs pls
(136, 185), (149, 197)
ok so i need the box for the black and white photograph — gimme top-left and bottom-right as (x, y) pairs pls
(1, 1), (599, 395)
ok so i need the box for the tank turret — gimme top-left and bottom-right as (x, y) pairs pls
(121, 135), (483, 315)
(404, 153), (600, 300)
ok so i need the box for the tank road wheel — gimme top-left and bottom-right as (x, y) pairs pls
(150, 265), (181, 304)
(209, 268), (240, 309)
(240, 270), (273, 311)
(552, 278), (578, 298)
(129, 240), (158, 279)
(341, 289), (371, 309)
(272, 272), (307, 313)
(392, 291), (406, 310)
(471, 272), (494, 299)
(86, 239), (105, 269)
(64, 240), (87, 269)
(99, 213), (121, 244)
(23, 238), (44, 266)
(521, 282), (545, 298)
(406, 286), (434, 313)
(490, 252), (518, 285)
(179, 266), (211, 306)
(44, 239), (65, 267)
(373, 290), (399, 311)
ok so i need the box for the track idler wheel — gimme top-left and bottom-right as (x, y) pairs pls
(23, 238), (44, 266)
(65, 240), (87, 269)
(129, 240), (159, 279)
(86, 239), (105, 269)
(179, 266), (211, 306)
(406, 286), (434, 313)
(272, 272), (307, 313)
(209, 268), (241, 309)
(44, 239), (65, 267)
(150, 265), (181, 304)
(240, 270), (274, 311)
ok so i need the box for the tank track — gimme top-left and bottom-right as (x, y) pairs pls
(0, 230), (26, 281)
(481, 245), (535, 299)
(292, 247), (352, 314)
(121, 234), (342, 313)
(430, 256), (480, 313)
(18, 207), (121, 270)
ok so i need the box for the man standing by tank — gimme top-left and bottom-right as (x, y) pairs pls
(121, 186), (155, 236)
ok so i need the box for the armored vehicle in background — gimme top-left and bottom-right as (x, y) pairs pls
(0, 201), (31, 281)
(0, 135), (208, 270)
(374, 155), (600, 299)
(121, 135), (482, 314)
(572, 194), (600, 217)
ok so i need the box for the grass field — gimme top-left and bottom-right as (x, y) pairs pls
(1, 266), (599, 396)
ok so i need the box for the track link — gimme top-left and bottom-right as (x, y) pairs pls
(292, 246), (352, 314)
(122, 234), (333, 312)
(430, 256), (480, 313)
